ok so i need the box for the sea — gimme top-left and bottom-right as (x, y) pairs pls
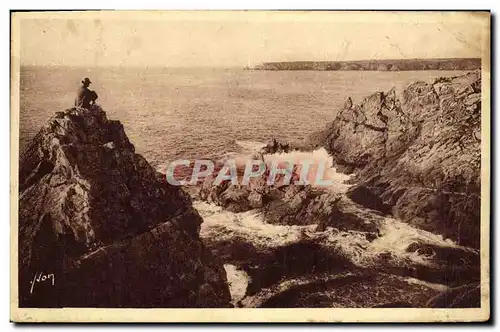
(19, 66), (466, 168)
(19, 67), (472, 305)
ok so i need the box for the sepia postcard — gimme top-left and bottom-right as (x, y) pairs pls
(10, 10), (490, 323)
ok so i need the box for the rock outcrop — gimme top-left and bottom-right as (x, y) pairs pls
(261, 137), (293, 154)
(313, 71), (481, 248)
(18, 106), (231, 307)
(194, 163), (381, 237)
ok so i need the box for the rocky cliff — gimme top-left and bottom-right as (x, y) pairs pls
(192, 71), (481, 307)
(313, 70), (482, 248)
(18, 106), (231, 307)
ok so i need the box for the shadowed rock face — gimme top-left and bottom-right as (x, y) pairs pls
(315, 71), (482, 248)
(18, 106), (231, 307)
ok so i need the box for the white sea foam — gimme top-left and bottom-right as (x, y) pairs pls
(192, 145), (472, 304)
(264, 148), (351, 189)
(194, 146), (468, 305)
(319, 216), (469, 267)
(235, 140), (352, 192)
(223, 264), (251, 306)
(187, 145), (474, 270)
(196, 199), (469, 269)
(196, 201), (316, 248)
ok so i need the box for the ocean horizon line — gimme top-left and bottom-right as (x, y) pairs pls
(19, 57), (481, 70)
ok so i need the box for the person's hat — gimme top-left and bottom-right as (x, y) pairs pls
(82, 77), (92, 84)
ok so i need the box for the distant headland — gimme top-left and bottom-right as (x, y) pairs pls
(250, 58), (481, 71)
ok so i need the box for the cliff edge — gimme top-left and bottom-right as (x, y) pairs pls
(312, 70), (482, 248)
(18, 106), (231, 307)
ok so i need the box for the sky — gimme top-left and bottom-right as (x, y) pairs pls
(16, 11), (488, 67)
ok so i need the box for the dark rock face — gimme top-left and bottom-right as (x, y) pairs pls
(315, 71), (481, 248)
(261, 137), (292, 154)
(18, 106), (231, 307)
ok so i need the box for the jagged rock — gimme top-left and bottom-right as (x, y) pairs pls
(18, 106), (231, 307)
(312, 71), (481, 248)
(247, 191), (264, 208)
(261, 137), (292, 154)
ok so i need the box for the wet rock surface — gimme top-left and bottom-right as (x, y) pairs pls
(18, 106), (231, 307)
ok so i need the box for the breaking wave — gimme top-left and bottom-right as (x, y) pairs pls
(197, 201), (315, 248)
(235, 140), (352, 192)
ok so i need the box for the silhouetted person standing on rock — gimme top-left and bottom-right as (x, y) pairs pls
(75, 77), (98, 109)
